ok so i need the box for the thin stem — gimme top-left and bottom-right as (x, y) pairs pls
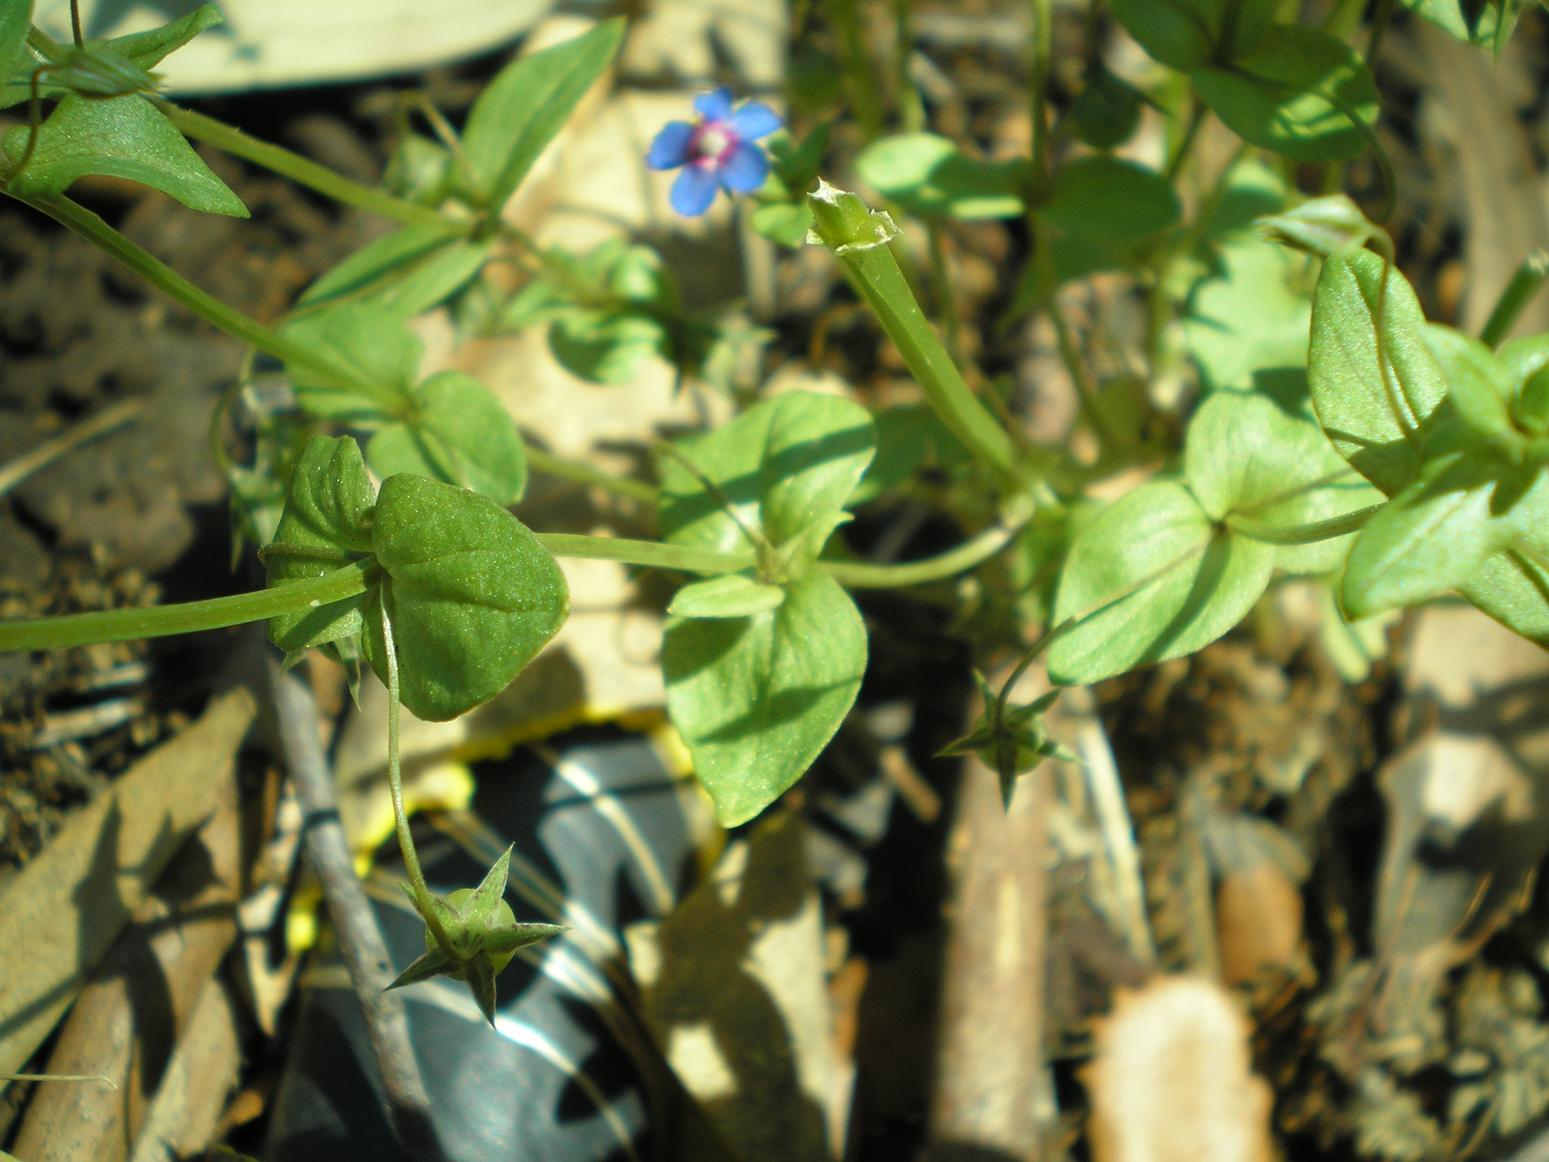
(892, 0), (925, 133)
(18, 195), (397, 409)
(0, 396), (144, 499)
(0, 560), (374, 652)
(378, 601), (454, 953)
(537, 532), (755, 575)
(1481, 251), (1549, 349)
(1226, 502), (1383, 546)
(156, 101), (468, 236)
(69, 0), (82, 47)
(523, 445), (658, 504)
(1029, 0), (1052, 185)
(831, 0), (883, 138)
(808, 186), (1024, 491)
(820, 522), (1021, 588)
(1164, 98), (1207, 183)
(1049, 300), (1119, 449)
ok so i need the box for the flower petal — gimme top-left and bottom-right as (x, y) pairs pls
(693, 87), (734, 122)
(717, 141), (769, 193)
(670, 165), (720, 216)
(646, 121), (695, 170)
(730, 100), (782, 140)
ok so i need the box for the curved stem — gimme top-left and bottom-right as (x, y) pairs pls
(537, 532), (754, 575)
(820, 522), (1021, 588)
(0, 560), (375, 652)
(18, 194), (397, 408)
(156, 100), (469, 236)
(379, 601), (455, 956)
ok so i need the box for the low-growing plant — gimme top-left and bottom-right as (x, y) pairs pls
(0, 0), (1544, 1082)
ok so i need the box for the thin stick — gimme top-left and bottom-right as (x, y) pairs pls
(268, 662), (447, 1162)
(0, 397), (145, 499)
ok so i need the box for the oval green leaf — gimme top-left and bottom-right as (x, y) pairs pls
(263, 435), (375, 653)
(366, 371), (527, 506)
(2, 93), (247, 216)
(664, 571), (865, 826)
(1193, 25), (1379, 161)
(1308, 249), (1449, 496)
(364, 473), (568, 722)
(1040, 156), (1180, 242)
(658, 392), (876, 561)
(1048, 481), (1275, 685)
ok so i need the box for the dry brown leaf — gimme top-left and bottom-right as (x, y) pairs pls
(0, 687), (255, 1089)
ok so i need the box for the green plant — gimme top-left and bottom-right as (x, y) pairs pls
(2, 0), (1546, 1061)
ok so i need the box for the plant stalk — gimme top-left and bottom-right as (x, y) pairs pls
(0, 560), (375, 652)
(156, 100), (466, 235)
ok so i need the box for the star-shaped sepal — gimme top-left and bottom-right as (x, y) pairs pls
(386, 844), (566, 1025)
(937, 671), (1080, 806)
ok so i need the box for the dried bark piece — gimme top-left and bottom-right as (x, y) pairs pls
(1085, 976), (1273, 1162)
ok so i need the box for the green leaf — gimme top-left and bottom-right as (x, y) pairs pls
(855, 132), (1025, 220)
(1185, 391), (1381, 575)
(1193, 25), (1379, 161)
(669, 574), (787, 618)
(1422, 325), (1514, 439)
(0, 0), (29, 86)
(103, 3), (223, 70)
(749, 201), (813, 248)
(1, 93), (247, 216)
(263, 436), (375, 653)
(850, 404), (969, 506)
(1308, 249), (1450, 495)
(1047, 481), (1275, 684)
(1039, 156), (1180, 242)
(280, 303), (420, 421)
(1458, 545), (1549, 649)
(1, 4), (221, 110)
(664, 571), (865, 826)
(366, 371), (527, 505)
(1402, 0), (1518, 49)
(1257, 193), (1381, 259)
(1498, 334), (1549, 435)
(550, 309), (669, 385)
(363, 473), (568, 722)
(1184, 236), (1312, 392)
(1342, 447), (1549, 616)
(658, 392), (876, 561)
(300, 225), (490, 317)
(1109, 0), (1277, 70)
(1066, 64), (1143, 148)
(460, 18), (625, 210)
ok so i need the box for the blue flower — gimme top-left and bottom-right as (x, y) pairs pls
(646, 88), (782, 217)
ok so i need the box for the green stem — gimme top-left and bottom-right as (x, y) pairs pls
(1226, 502), (1382, 546)
(524, 445), (659, 504)
(1029, 0), (1052, 185)
(892, 0), (925, 133)
(0, 561), (375, 652)
(537, 533), (755, 574)
(379, 600), (455, 955)
(807, 184), (1023, 490)
(820, 521), (1021, 588)
(830, 0), (883, 138)
(19, 195), (396, 409)
(156, 101), (468, 236)
(1481, 250), (1549, 349)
